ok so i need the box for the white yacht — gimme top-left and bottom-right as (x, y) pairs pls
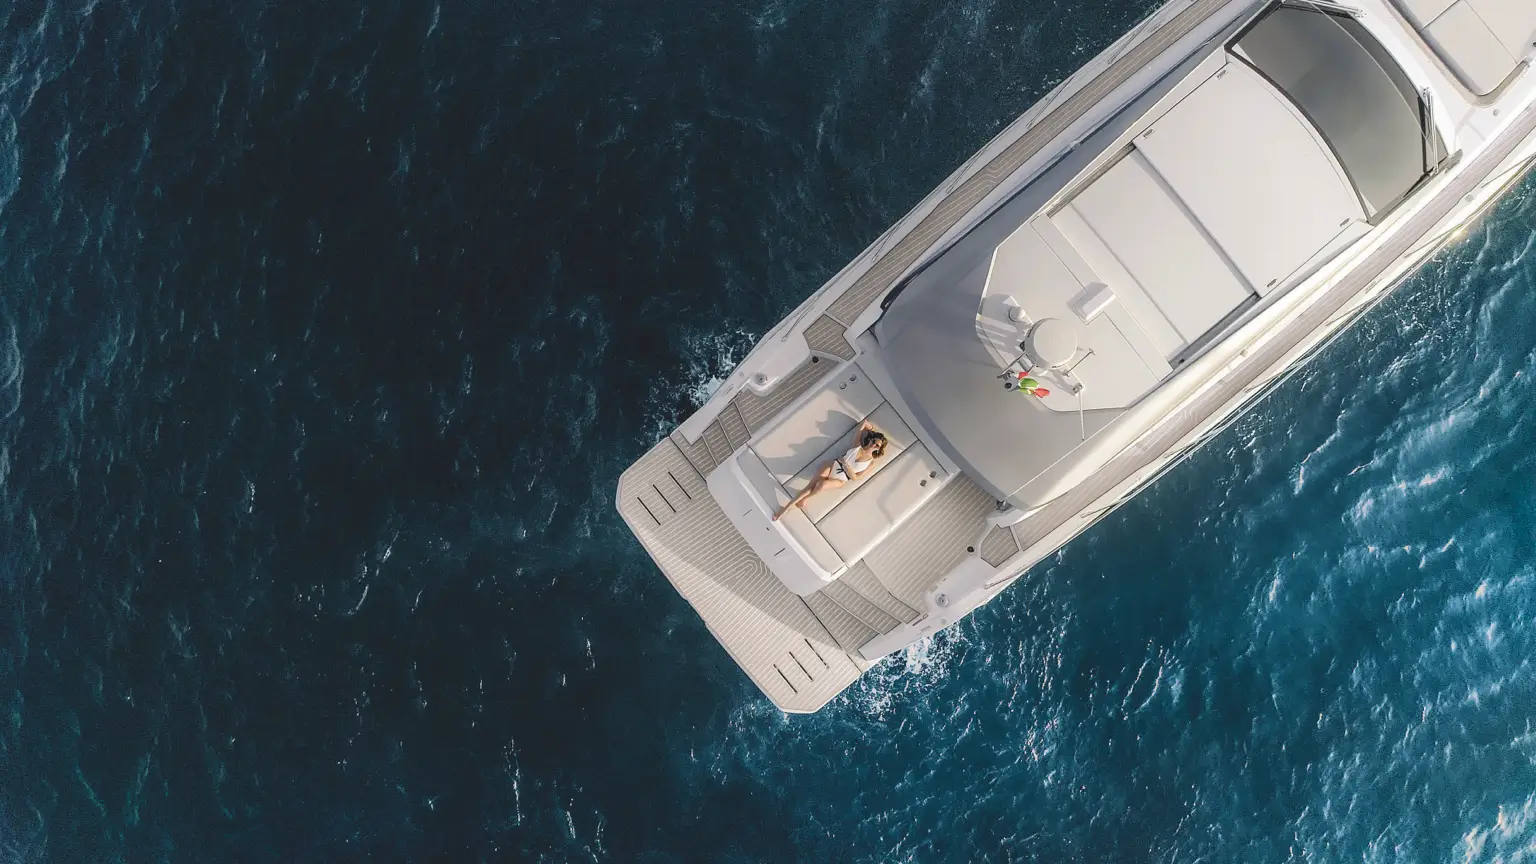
(617, 0), (1536, 712)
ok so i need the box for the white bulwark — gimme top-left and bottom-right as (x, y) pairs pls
(619, 0), (1536, 712)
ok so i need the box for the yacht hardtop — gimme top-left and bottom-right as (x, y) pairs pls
(619, 0), (1536, 712)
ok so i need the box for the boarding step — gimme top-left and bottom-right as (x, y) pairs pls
(671, 430), (718, 476)
(840, 562), (923, 625)
(804, 594), (880, 657)
(820, 581), (903, 635)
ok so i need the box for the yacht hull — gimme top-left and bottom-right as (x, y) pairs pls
(618, 0), (1536, 712)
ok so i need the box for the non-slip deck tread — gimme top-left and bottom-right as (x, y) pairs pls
(719, 404), (751, 450)
(700, 421), (733, 467)
(841, 562), (923, 625)
(804, 314), (856, 360)
(805, 593), (881, 657)
(819, 581), (903, 635)
(863, 476), (996, 610)
(979, 525), (1021, 567)
(671, 430), (718, 477)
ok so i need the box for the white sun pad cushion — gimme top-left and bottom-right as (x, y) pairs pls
(1422, 2), (1523, 95)
(750, 365), (882, 485)
(816, 443), (949, 562)
(789, 402), (916, 523)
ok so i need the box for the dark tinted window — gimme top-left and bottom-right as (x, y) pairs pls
(1234, 6), (1442, 216)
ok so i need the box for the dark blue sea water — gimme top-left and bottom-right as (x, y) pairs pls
(2, 0), (1535, 860)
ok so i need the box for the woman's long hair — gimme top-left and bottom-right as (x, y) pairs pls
(862, 430), (888, 457)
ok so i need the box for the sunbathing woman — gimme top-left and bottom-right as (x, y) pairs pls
(773, 420), (888, 521)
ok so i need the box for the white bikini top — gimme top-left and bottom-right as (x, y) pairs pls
(840, 446), (872, 474)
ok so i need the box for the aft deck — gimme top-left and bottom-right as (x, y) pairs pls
(618, 334), (1019, 711)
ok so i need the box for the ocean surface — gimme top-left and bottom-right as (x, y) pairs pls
(2, 0), (1535, 860)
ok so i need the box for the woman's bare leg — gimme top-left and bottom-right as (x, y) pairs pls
(774, 463), (845, 520)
